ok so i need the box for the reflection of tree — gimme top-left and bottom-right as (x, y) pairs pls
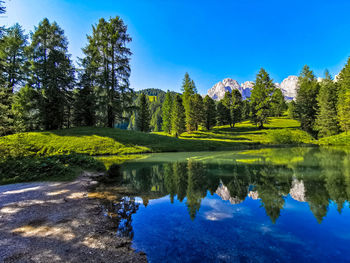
(112, 148), (350, 224)
(173, 162), (188, 202)
(186, 159), (207, 220)
(256, 165), (292, 224)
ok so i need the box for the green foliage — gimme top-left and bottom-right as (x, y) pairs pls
(202, 95), (216, 130)
(150, 100), (162, 132)
(0, 154), (105, 185)
(136, 93), (151, 132)
(241, 100), (251, 120)
(171, 94), (186, 137)
(231, 89), (243, 127)
(161, 91), (173, 133)
(250, 68), (275, 128)
(295, 65), (320, 136)
(287, 100), (297, 119)
(216, 101), (230, 125)
(337, 57), (350, 133)
(315, 71), (339, 137)
(12, 85), (40, 132)
(28, 18), (75, 130)
(270, 88), (286, 117)
(268, 129), (314, 144)
(82, 17), (132, 128)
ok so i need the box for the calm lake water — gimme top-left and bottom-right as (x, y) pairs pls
(97, 147), (350, 263)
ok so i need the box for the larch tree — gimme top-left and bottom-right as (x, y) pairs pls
(135, 93), (150, 132)
(82, 17), (132, 128)
(315, 70), (339, 137)
(222, 91), (233, 126)
(192, 93), (204, 130)
(337, 57), (350, 133)
(161, 91), (173, 133)
(216, 101), (230, 126)
(250, 68), (275, 129)
(295, 65), (320, 136)
(171, 94), (186, 137)
(203, 95), (216, 130)
(27, 18), (75, 130)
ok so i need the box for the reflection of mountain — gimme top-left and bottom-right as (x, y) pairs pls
(216, 182), (243, 205)
(289, 178), (306, 202)
(248, 191), (259, 200)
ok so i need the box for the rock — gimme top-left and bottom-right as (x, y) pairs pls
(208, 78), (242, 100)
(208, 75), (299, 101)
(279, 75), (299, 100)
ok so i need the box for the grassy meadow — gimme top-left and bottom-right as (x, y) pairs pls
(2, 115), (348, 185)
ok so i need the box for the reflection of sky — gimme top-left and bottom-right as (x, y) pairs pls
(128, 192), (350, 263)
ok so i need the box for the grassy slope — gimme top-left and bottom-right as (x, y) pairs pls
(0, 117), (314, 159)
(318, 132), (350, 146)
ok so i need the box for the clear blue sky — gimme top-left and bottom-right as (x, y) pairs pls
(3, 0), (350, 94)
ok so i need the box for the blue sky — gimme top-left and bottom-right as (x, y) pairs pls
(3, 0), (350, 94)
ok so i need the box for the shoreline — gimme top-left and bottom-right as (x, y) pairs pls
(0, 172), (147, 263)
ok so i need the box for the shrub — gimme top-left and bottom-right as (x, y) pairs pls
(268, 129), (314, 145)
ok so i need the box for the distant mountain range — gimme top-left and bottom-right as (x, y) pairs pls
(207, 76), (299, 101)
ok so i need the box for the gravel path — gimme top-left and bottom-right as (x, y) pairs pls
(0, 173), (147, 263)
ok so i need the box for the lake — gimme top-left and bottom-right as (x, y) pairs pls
(96, 147), (350, 263)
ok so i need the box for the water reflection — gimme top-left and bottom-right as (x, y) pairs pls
(102, 147), (350, 224)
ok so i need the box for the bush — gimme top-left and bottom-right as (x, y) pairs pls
(268, 129), (314, 145)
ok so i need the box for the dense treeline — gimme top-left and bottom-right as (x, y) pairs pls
(0, 4), (134, 135)
(134, 69), (286, 135)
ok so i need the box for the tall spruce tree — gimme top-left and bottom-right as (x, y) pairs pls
(192, 94), (204, 130)
(337, 57), (350, 133)
(135, 93), (150, 132)
(27, 18), (75, 130)
(295, 65), (320, 136)
(250, 68), (275, 129)
(242, 100), (251, 120)
(171, 94), (186, 137)
(82, 17), (132, 128)
(315, 70), (339, 137)
(222, 91), (233, 126)
(162, 91), (173, 133)
(231, 89), (243, 127)
(203, 95), (216, 130)
(185, 96), (196, 132)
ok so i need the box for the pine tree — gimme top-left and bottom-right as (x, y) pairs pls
(216, 101), (230, 126)
(135, 93), (150, 132)
(203, 95), (216, 130)
(337, 57), (350, 133)
(82, 17), (132, 128)
(12, 85), (40, 132)
(192, 94), (204, 130)
(270, 88), (286, 117)
(315, 70), (339, 137)
(287, 100), (297, 119)
(222, 91), (233, 126)
(185, 96), (196, 132)
(171, 94), (186, 137)
(242, 100), (251, 120)
(295, 65), (320, 136)
(0, 23), (28, 135)
(250, 68), (275, 128)
(181, 73), (196, 111)
(27, 18), (75, 130)
(161, 91), (173, 133)
(231, 89), (243, 127)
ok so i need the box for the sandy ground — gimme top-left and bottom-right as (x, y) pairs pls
(0, 173), (147, 263)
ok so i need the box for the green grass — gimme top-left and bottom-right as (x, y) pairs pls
(0, 154), (106, 185)
(0, 117), (314, 160)
(0, 116), (317, 184)
(318, 132), (350, 146)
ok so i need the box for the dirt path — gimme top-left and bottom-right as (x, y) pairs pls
(0, 173), (147, 263)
